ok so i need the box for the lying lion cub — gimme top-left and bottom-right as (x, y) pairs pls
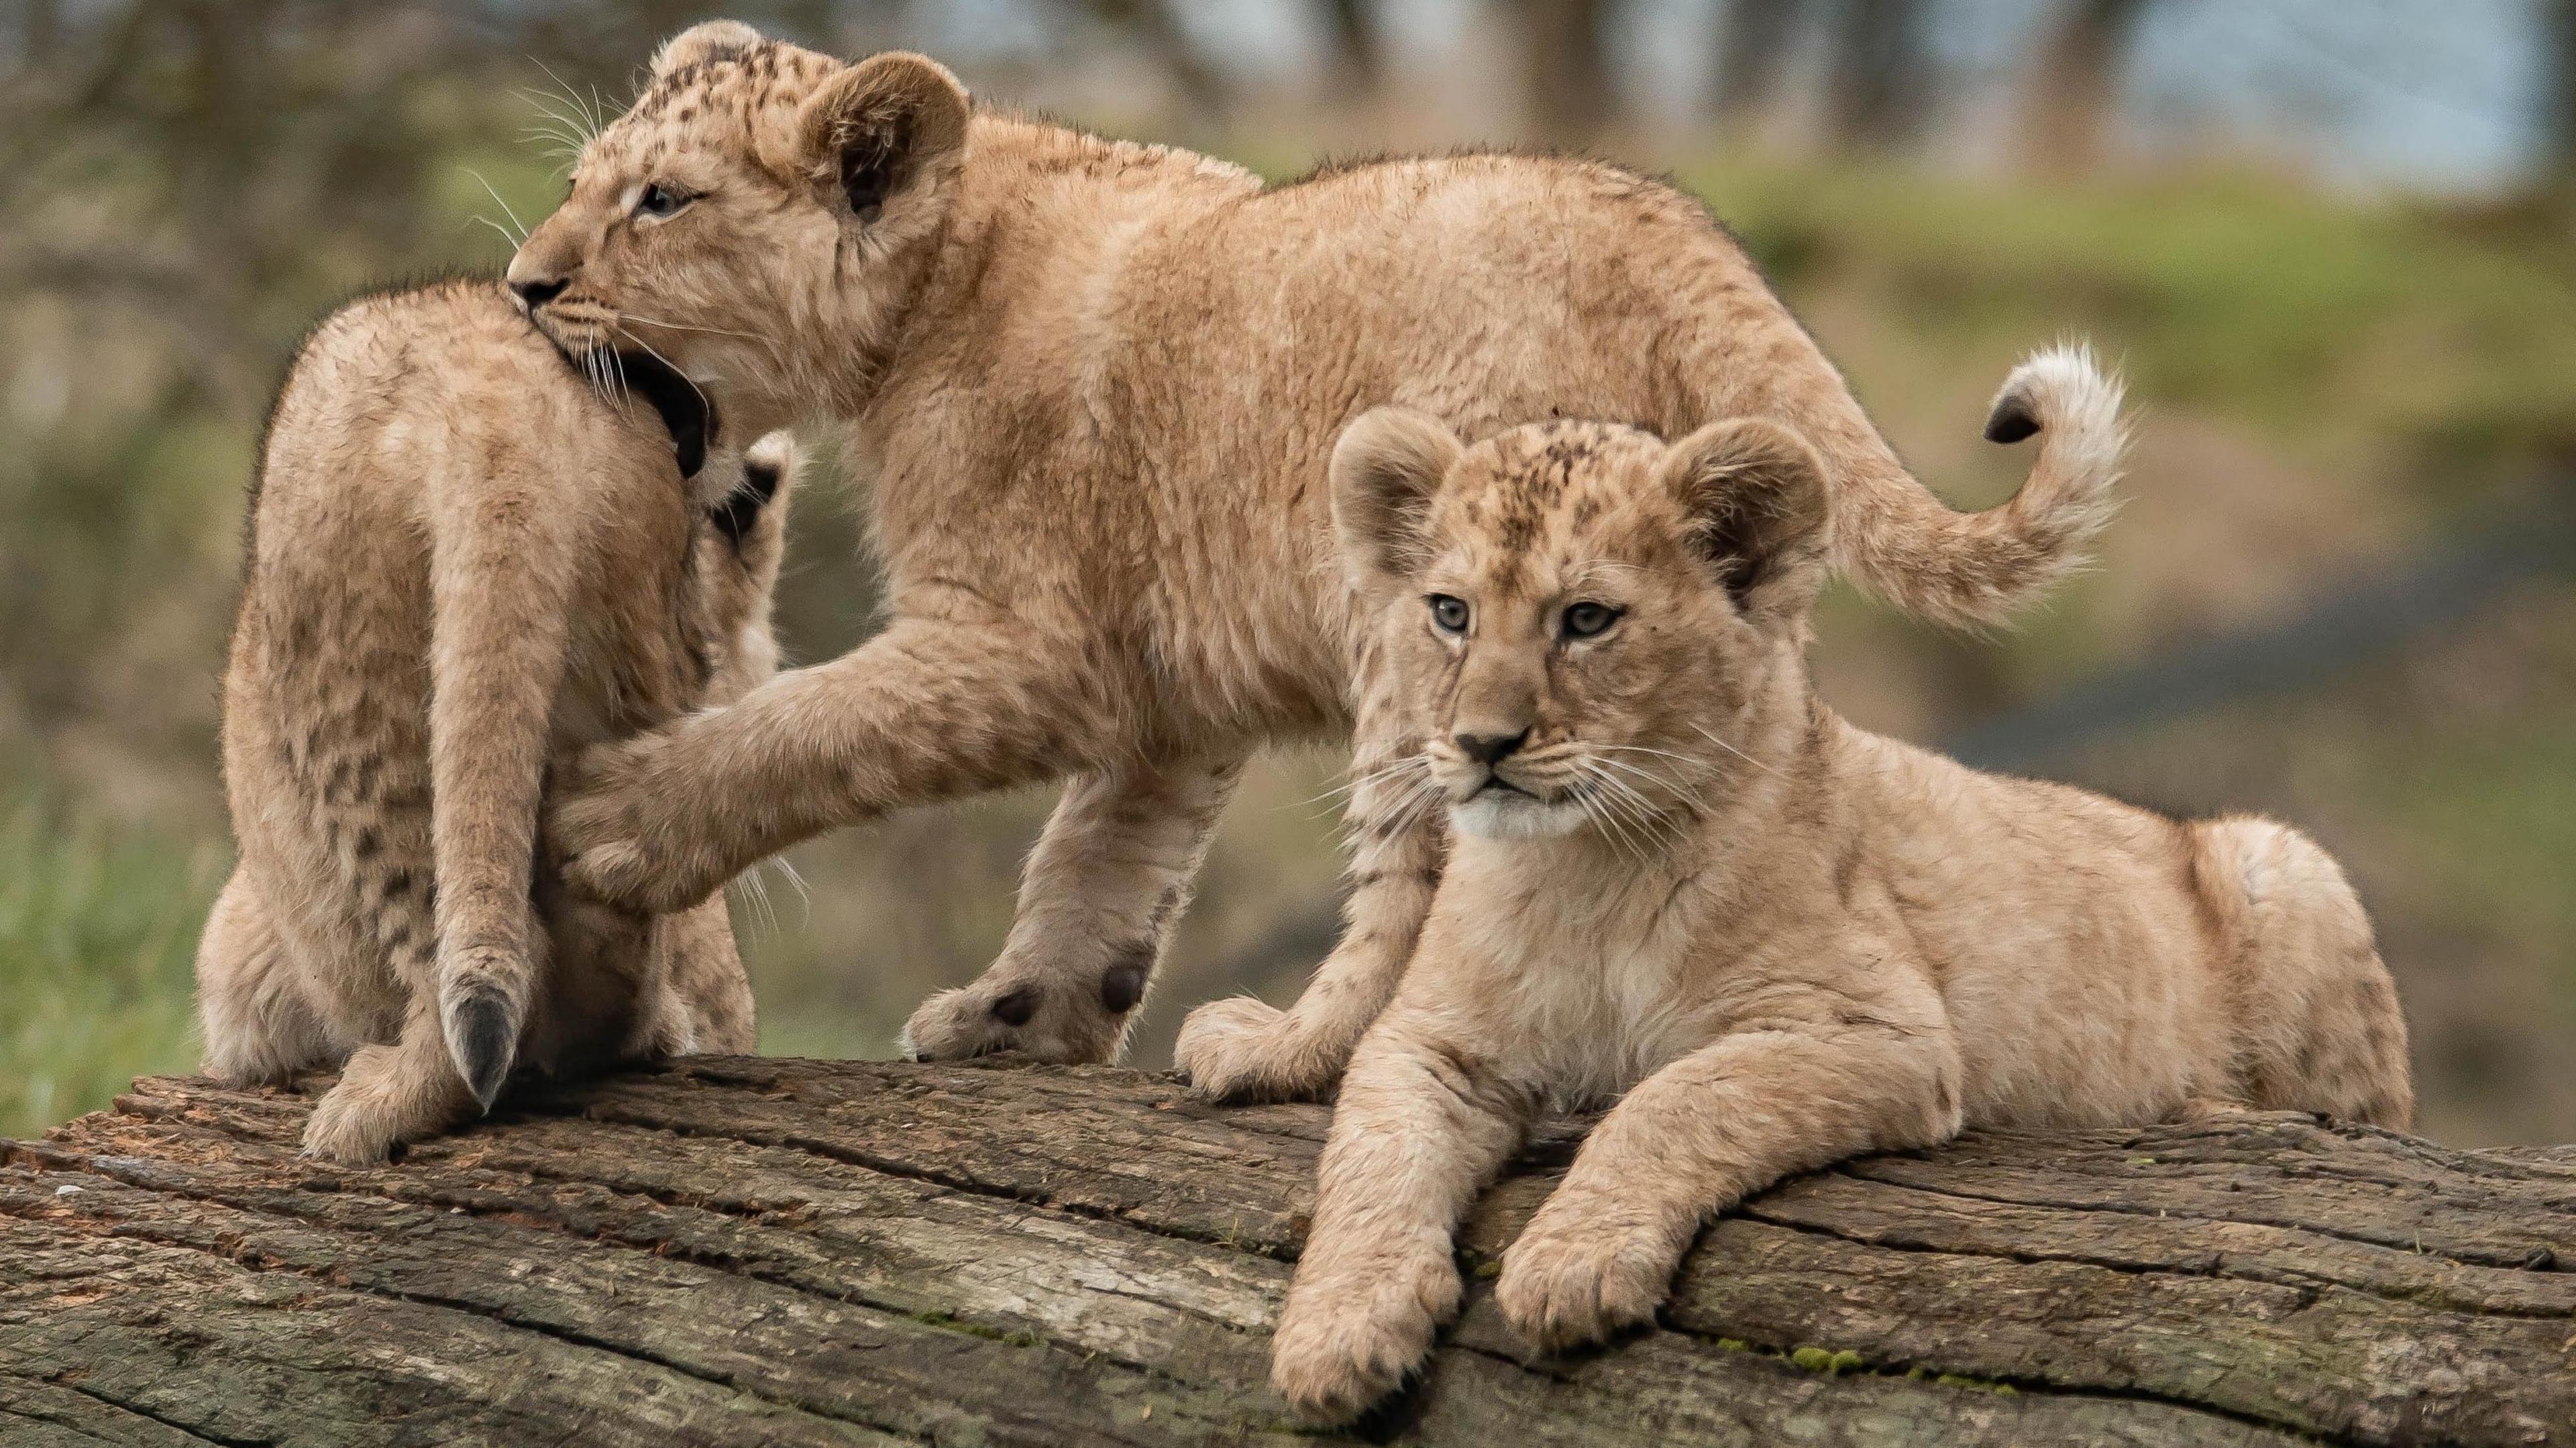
(1271, 354), (2413, 1422)
(199, 280), (795, 1163)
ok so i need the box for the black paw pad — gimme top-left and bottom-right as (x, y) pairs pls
(1100, 962), (1148, 1015)
(990, 988), (1039, 1028)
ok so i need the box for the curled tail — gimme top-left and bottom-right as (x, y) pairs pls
(1825, 342), (2128, 628)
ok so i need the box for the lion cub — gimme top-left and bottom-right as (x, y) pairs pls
(198, 279), (797, 1164)
(1271, 353), (2412, 1422)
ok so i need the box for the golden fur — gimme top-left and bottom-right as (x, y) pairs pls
(1268, 378), (2414, 1423)
(507, 22), (2122, 1082)
(197, 279), (794, 1163)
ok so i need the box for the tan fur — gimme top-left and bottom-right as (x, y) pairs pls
(507, 23), (2121, 1081)
(1270, 380), (2412, 1423)
(197, 279), (795, 1163)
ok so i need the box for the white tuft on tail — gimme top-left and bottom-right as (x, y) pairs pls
(1976, 341), (2130, 612)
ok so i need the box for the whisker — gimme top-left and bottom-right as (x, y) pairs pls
(530, 59), (604, 139)
(1689, 724), (1790, 781)
(610, 326), (703, 416)
(468, 215), (523, 252)
(462, 169), (529, 244)
(614, 310), (767, 344)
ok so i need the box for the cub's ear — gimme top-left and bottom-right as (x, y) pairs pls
(1660, 417), (1829, 622)
(1330, 407), (1463, 591)
(651, 19), (765, 76)
(796, 52), (971, 228)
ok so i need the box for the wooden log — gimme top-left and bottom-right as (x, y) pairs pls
(3, 1056), (2571, 1447)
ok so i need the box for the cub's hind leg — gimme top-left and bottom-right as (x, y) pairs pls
(301, 991), (477, 1164)
(197, 869), (338, 1087)
(2192, 817), (2413, 1129)
(657, 896), (758, 1056)
(903, 752), (1244, 1064)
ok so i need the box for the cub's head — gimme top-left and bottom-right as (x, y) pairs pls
(508, 21), (969, 431)
(1334, 410), (1829, 841)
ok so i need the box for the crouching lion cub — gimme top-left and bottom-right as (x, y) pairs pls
(197, 279), (797, 1164)
(1271, 357), (2412, 1423)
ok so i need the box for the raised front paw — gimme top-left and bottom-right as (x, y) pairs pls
(898, 953), (1150, 1066)
(1173, 997), (1342, 1103)
(548, 732), (729, 915)
(1495, 1212), (1682, 1355)
(1270, 1253), (1459, 1425)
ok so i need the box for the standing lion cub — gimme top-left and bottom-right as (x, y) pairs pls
(198, 279), (796, 1164)
(1270, 357), (2413, 1423)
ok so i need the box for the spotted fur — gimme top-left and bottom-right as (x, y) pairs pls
(197, 280), (798, 1164)
(505, 22), (2133, 1081)
(1271, 398), (2410, 1424)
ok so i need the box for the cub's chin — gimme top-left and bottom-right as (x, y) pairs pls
(1448, 789), (1589, 840)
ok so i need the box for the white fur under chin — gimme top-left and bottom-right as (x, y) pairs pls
(1449, 793), (1589, 840)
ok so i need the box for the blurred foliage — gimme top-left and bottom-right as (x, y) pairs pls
(0, 795), (220, 1138)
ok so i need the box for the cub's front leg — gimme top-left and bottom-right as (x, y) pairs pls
(1271, 1007), (1526, 1424)
(1497, 1001), (1964, 1354)
(903, 753), (1243, 1064)
(1177, 731), (1444, 1101)
(551, 614), (1122, 913)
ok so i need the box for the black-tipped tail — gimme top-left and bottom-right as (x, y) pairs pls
(1982, 393), (2041, 445)
(445, 987), (520, 1113)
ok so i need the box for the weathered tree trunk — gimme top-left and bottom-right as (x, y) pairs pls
(5, 1057), (2573, 1446)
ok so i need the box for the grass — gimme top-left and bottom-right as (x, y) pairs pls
(0, 791), (225, 1139)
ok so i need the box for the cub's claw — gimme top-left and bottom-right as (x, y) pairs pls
(547, 734), (722, 914)
(1269, 1254), (1456, 1425)
(1173, 996), (1342, 1102)
(1494, 1215), (1679, 1355)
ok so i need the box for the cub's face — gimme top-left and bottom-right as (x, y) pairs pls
(1334, 412), (1829, 842)
(507, 22), (969, 432)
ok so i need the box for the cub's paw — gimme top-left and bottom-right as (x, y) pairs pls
(547, 734), (727, 915)
(1270, 1256), (1458, 1425)
(899, 956), (1150, 1066)
(1495, 1215), (1680, 1355)
(299, 1047), (447, 1165)
(1173, 997), (1340, 1103)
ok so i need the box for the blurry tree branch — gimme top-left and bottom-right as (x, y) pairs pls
(2019, 0), (2151, 176)
(1318, 0), (1383, 99)
(1711, 0), (1803, 133)
(1512, 0), (1617, 147)
(1825, 0), (1930, 151)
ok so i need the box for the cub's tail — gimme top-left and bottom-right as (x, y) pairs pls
(1823, 342), (2129, 628)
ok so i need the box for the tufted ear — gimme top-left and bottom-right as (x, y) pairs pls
(652, 19), (765, 76)
(1659, 417), (1830, 623)
(796, 52), (971, 228)
(1330, 406), (1464, 593)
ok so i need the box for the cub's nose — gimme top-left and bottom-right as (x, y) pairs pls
(1454, 729), (1529, 765)
(510, 275), (569, 310)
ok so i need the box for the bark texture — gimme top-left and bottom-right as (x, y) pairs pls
(4, 1056), (2573, 1447)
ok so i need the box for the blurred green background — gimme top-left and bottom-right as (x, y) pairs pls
(5, 0), (2573, 1145)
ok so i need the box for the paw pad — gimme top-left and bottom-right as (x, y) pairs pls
(989, 987), (1039, 1027)
(1100, 960), (1148, 1014)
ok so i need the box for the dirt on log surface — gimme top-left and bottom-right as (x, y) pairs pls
(4, 1058), (2575, 1448)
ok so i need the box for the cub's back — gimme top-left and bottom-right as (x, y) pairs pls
(221, 280), (706, 1009)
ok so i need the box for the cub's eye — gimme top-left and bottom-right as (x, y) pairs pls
(1562, 601), (1621, 639)
(1427, 594), (1470, 635)
(636, 183), (691, 219)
